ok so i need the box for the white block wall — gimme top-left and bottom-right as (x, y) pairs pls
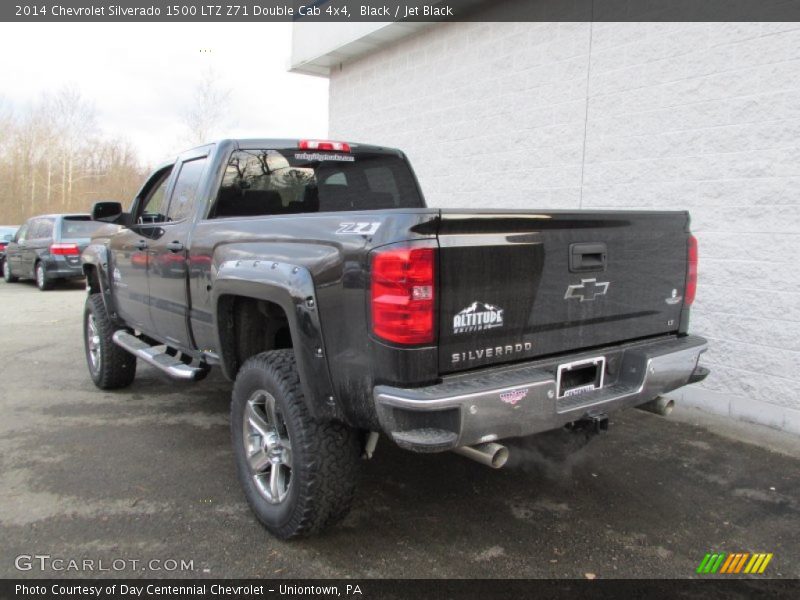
(327, 19), (800, 434)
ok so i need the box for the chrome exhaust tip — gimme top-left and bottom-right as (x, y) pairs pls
(453, 442), (509, 469)
(637, 396), (675, 417)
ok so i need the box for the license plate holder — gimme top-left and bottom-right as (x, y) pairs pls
(556, 356), (606, 399)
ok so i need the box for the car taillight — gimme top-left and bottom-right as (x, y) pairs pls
(298, 139), (351, 152)
(685, 235), (698, 306)
(50, 243), (80, 256)
(371, 243), (435, 345)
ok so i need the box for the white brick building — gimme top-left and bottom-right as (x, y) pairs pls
(290, 13), (800, 434)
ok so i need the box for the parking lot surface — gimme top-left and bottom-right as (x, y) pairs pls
(1, 279), (799, 579)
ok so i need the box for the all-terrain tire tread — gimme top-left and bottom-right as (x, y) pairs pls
(232, 350), (359, 539)
(85, 294), (137, 389)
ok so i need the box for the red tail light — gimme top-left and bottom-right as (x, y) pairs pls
(50, 243), (80, 256)
(685, 235), (698, 306)
(371, 243), (435, 345)
(298, 139), (351, 152)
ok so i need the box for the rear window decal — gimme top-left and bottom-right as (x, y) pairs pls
(294, 152), (355, 162)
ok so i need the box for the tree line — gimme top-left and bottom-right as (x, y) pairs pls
(0, 88), (147, 226)
(0, 75), (234, 227)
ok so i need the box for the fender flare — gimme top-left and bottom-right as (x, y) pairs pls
(211, 259), (340, 422)
(81, 243), (116, 317)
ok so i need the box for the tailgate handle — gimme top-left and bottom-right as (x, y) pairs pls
(570, 243), (607, 273)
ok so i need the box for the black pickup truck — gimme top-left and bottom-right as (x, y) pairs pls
(82, 138), (708, 539)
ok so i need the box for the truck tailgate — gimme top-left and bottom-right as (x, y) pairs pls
(437, 211), (690, 374)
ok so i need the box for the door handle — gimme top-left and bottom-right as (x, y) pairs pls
(135, 240), (148, 251)
(166, 241), (184, 253)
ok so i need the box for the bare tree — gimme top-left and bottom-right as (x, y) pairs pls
(0, 89), (147, 224)
(0, 100), (9, 146)
(182, 69), (232, 146)
(9, 103), (48, 215)
(51, 88), (98, 207)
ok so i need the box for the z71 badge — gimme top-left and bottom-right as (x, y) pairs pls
(336, 222), (380, 235)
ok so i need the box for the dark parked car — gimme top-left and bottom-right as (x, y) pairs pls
(3, 214), (105, 290)
(0, 226), (18, 273)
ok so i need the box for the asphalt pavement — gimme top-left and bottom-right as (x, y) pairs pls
(1, 278), (798, 579)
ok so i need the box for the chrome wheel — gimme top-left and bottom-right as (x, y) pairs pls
(86, 313), (101, 373)
(243, 390), (292, 504)
(36, 263), (45, 288)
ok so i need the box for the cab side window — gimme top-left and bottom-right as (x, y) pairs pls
(138, 168), (173, 225)
(167, 157), (208, 222)
(143, 179), (169, 220)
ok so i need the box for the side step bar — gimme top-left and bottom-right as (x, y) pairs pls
(112, 331), (207, 381)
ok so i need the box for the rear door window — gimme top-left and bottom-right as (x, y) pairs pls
(166, 157), (208, 222)
(60, 216), (104, 240)
(26, 220), (41, 239)
(209, 149), (423, 218)
(29, 219), (53, 240)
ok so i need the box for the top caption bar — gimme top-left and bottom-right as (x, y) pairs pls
(5, 0), (800, 22)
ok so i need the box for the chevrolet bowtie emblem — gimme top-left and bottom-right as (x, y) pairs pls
(565, 278), (610, 302)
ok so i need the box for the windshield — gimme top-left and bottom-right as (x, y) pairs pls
(209, 149), (424, 218)
(60, 217), (104, 240)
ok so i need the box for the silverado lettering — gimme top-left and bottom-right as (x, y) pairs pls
(452, 342), (533, 364)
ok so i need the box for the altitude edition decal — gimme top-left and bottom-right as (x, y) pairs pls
(453, 301), (504, 334)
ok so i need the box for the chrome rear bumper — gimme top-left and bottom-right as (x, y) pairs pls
(374, 335), (708, 452)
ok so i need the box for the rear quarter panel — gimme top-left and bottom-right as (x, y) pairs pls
(190, 210), (440, 428)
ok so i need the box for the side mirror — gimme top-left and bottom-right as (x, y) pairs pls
(91, 201), (124, 224)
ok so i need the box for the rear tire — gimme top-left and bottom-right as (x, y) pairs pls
(35, 261), (53, 291)
(3, 260), (17, 283)
(84, 294), (137, 389)
(231, 350), (360, 539)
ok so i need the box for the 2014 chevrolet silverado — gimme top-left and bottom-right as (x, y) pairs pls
(81, 138), (708, 539)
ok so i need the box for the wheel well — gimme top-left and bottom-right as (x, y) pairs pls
(217, 295), (293, 378)
(84, 265), (101, 294)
